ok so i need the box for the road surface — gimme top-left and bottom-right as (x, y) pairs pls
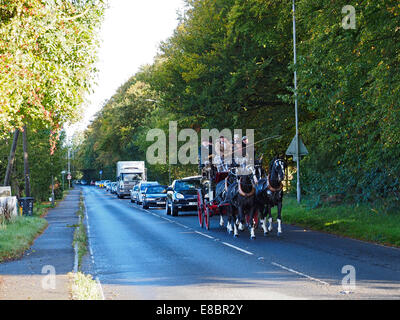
(82, 186), (400, 300)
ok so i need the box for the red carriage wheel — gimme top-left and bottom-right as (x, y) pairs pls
(254, 212), (259, 228)
(246, 211), (259, 228)
(197, 189), (203, 228)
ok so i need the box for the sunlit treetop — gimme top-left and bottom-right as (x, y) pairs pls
(0, 0), (106, 139)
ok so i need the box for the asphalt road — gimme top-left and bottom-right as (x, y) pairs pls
(82, 186), (400, 300)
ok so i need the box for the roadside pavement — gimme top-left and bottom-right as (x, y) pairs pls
(0, 188), (80, 300)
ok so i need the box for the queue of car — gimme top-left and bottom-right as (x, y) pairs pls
(88, 175), (202, 216)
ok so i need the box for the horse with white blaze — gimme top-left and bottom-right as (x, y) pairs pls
(255, 157), (287, 236)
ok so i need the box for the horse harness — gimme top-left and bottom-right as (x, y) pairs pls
(267, 174), (283, 192)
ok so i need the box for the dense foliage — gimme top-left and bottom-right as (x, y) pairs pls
(0, 128), (68, 201)
(0, 0), (105, 200)
(75, 0), (400, 210)
(296, 0), (400, 209)
(0, 0), (105, 140)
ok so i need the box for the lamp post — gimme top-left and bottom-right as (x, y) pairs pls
(67, 147), (71, 188)
(292, 0), (301, 203)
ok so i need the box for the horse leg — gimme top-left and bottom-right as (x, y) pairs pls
(233, 216), (239, 237)
(226, 206), (233, 234)
(277, 201), (283, 236)
(249, 207), (256, 240)
(219, 214), (224, 227)
(260, 205), (269, 236)
(237, 206), (245, 231)
(267, 206), (273, 232)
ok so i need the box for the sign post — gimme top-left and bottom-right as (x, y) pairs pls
(286, 134), (308, 203)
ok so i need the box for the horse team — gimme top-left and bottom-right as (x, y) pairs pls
(214, 157), (287, 239)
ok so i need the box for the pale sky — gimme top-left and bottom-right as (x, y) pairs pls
(67, 0), (186, 139)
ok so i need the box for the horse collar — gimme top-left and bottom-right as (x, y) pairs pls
(267, 175), (283, 192)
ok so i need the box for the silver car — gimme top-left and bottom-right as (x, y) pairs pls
(110, 182), (118, 194)
(130, 184), (140, 203)
(136, 181), (159, 204)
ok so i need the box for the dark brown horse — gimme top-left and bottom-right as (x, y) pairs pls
(225, 174), (256, 238)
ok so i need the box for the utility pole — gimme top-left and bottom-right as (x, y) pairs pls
(4, 129), (20, 186)
(22, 125), (31, 197)
(292, 0), (301, 203)
(51, 174), (55, 206)
(68, 148), (71, 188)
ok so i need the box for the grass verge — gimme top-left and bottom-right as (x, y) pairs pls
(280, 196), (400, 247)
(0, 216), (48, 262)
(69, 192), (103, 300)
(73, 193), (88, 269)
(0, 188), (72, 263)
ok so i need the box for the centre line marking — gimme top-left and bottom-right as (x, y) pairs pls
(271, 262), (330, 286)
(222, 242), (254, 255)
(160, 216), (173, 222)
(194, 231), (215, 239)
(174, 222), (189, 228)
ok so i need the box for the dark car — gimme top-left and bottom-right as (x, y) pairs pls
(141, 185), (168, 209)
(165, 176), (201, 216)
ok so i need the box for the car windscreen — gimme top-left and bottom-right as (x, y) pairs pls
(140, 184), (156, 191)
(145, 186), (167, 194)
(175, 180), (201, 191)
(122, 173), (142, 182)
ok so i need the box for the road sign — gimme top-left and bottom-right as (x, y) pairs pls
(67, 174), (71, 180)
(286, 134), (308, 161)
(0, 186), (11, 197)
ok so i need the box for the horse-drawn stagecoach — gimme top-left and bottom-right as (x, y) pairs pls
(196, 165), (230, 230)
(196, 143), (287, 239)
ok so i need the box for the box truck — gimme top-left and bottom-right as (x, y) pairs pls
(116, 161), (146, 198)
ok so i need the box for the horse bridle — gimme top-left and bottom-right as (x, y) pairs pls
(267, 159), (284, 192)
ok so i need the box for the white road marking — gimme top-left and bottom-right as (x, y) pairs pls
(271, 262), (330, 286)
(84, 204), (94, 257)
(160, 216), (173, 222)
(73, 243), (78, 273)
(194, 231), (215, 239)
(221, 242), (254, 256)
(95, 276), (105, 300)
(174, 222), (190, 229)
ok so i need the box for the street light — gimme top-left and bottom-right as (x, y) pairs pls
(292, 0), (301, 203)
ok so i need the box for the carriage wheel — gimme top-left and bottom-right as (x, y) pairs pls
(204, 205), (210, 230)
(254, 212), (259, 228)
(197, 189), (203, 228)
(246, 213), (259, 228)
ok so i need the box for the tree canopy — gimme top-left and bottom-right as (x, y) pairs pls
(0, 0), (105, 201)
(0, 0), (105, 139)
(75, 0), (400, 209)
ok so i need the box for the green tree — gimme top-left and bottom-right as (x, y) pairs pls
(0, 0), (105, 138)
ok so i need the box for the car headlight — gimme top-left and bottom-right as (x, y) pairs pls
(175, 193), (185, 199)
